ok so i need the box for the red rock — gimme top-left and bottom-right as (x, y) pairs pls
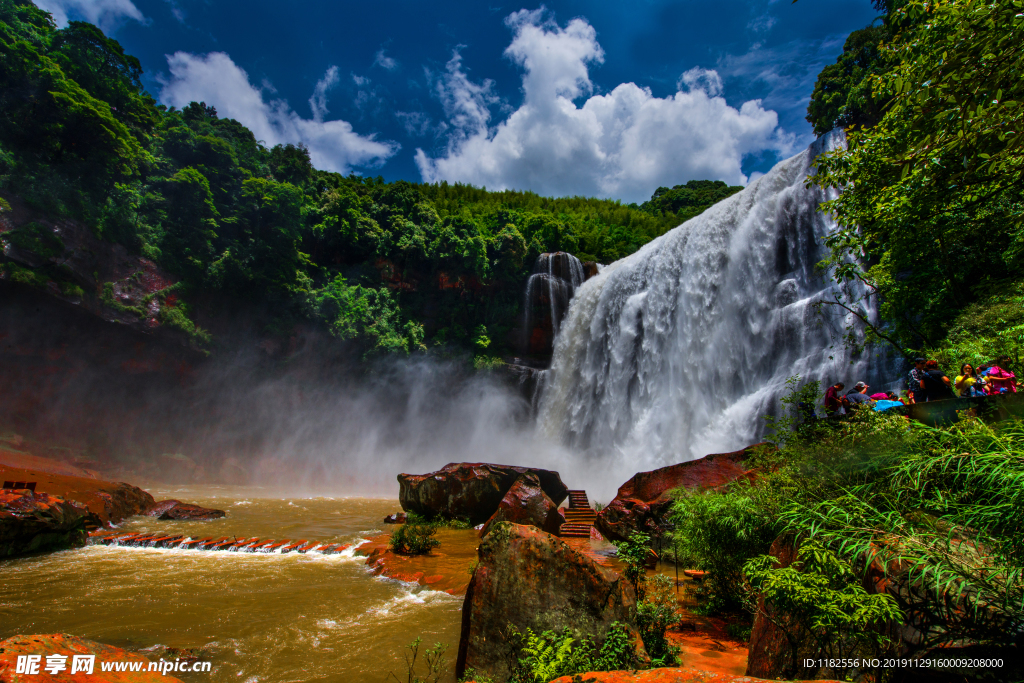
(1, 490), (88, 557)
(456, 522), (643, 681)
(479, 473), (565, 537)
(145, 500), (225, 521)
(143, 500), (181, 517)
(595, 445), (762, 542)
(545, 669), (839, 682)
(0, 633), (184, 682)
(399, 462), (568, 525)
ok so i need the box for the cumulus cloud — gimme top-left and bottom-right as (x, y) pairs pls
(158, 52), (399, 174)
(416, 11), (794, 203)
(677, 67), (723, 97)
(35, 0), (145, 31)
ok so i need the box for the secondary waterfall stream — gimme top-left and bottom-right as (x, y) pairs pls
(538, 132), (885, 471)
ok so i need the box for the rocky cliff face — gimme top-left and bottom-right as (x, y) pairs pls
(0, 193), (198, 346)
(0, 489), (88, 557)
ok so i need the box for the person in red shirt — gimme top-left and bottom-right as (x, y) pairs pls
(823, 382), (846, 417)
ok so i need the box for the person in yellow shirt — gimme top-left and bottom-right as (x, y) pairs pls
(955, 364), (984, 397)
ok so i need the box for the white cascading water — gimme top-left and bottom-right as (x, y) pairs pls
(523, 252), (586, 344)
(537, 132), (885, 469)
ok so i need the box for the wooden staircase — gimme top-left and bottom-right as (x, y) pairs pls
(559, 490), (597, 538)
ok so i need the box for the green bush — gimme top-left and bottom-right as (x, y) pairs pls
(635, 574), (680, 666)
(388, 522), (440, 555)
(668, 485), (780, 613)
(614, 531), (650, 600)
(505, 621), (642, 683)
(743, 540), (902, 679)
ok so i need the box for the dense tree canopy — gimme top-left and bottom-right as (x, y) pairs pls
(810, 0), (1024, 362)
(0, 0), (733, 357)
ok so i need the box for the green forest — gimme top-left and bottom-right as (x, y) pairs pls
(0, 0), (740, 357)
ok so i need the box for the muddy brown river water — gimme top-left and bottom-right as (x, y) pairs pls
(0, 486), (465, 683)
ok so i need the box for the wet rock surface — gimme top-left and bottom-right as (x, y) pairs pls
(0, 633), (184, 682)
(1, 457), (156, 527)
(479, 473), (565, 537)
(0, 490), (88, 557)
(596, 446), (761, 542)
(357, 528), (479, 595)
(398, 462), (568, 525)
(456, 522), (641, 681)
(144, 500), (225, 521)
(383, 512), (407, 524)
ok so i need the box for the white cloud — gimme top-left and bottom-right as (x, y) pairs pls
(35, 0), (145, 31)
(678, 67), (723, 97)
(309, 66), (340, 121)
(158, 52), (399, 174)
(416, 11), (794, 203)
(374, 49), (398, 71)
(716, 36), (847, 143)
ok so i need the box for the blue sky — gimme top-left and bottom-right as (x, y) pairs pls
(38, 0), (879, 203)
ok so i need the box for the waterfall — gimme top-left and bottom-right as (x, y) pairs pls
(521, 252), (587, 357)
(537, 132), (885, 468)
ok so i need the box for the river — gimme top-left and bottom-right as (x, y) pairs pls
(0, 486), (465, 683)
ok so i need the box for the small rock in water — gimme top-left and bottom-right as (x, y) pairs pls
(145, 500), (225, 521)
(383, 512), (407, 524)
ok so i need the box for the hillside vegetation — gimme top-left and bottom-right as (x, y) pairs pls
(0, 0), (740, 357)
(807, 0), (1024, 366)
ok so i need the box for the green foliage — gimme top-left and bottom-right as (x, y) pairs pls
(639, 180), (743, 222)
(614, 531), (650, 601)
(778, 417), (1024, 653)
(387, 637), (448, 683)
(669, 484), (781, 613)
(763, 375), (822, 447)
(811, 0), (1024, 357)
(388, 522), (440, 556)
(806, 25), (895, 137)
(505, 621), (643, 683)
(635, 574), (680, 666)
(4, 221), (63, 258)
(744, 540), (903, 678)
(404, 510), (472, 529)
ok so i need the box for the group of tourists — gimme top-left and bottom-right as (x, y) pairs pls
(823, 355), (1017, 417)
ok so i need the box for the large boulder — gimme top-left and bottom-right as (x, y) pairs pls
(144, 500), (225, 520)
(479, 473), (565, 537)
(0, 490), (88, 557)
(399, 463), (568, 525)
(0, 633), (184, 682)
(595, 446), (761, 542)
(456, 522), (642, 681)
